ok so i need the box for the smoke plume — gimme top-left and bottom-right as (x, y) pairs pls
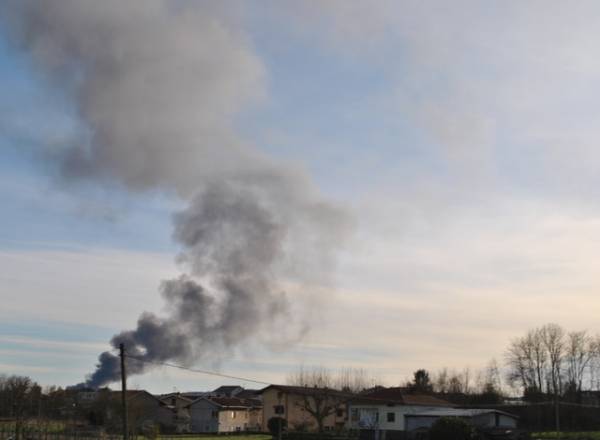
(2, 0), (347, 387)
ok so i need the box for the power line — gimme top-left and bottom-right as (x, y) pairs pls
(125, 354), (600, 409)
(123, 354), (271, 386)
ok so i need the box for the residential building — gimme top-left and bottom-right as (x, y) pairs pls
(187, 396), (262, 433)
(210, 386), (244, 398)
(404, 408), (518, 431)
(348, 387), (453, 432)
(100, 390), (183, 433)
(261, 385), (348, 432)
(157, 393), (192, 433)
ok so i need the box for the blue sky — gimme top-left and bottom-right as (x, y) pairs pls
(3, 1), (600, 393)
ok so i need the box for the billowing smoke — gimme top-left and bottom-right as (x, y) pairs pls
(2, 1), (347, 387)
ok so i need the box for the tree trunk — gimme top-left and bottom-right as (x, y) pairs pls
(317, 418), (324, 433)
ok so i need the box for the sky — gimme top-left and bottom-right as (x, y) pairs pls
(2, 1), (600, 393)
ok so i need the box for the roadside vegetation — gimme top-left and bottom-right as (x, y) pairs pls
(533, 433), (600, 440)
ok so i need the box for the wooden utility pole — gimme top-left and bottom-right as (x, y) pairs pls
(555, 396), (561, 439)
(120, 343), (128, 440)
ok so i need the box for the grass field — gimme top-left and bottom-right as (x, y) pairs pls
(533, 432), (600, 439)
(160, 436), (271, 440)
(0, 420), (66, 432)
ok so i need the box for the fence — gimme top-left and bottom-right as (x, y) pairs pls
(0, 427), (275, 440)
(0, 428), (122, 440)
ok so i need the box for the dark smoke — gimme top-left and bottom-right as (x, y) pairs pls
(2, 1), (348, 387)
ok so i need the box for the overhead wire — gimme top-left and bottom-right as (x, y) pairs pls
(123, 353), (600, 409)
(123, 353), (271, 386)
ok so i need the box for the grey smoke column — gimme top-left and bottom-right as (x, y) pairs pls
(2, 0), (348, 387)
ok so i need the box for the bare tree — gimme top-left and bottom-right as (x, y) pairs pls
(2, 376), (34, 440)
(565, 330), (593, 395)
(505, 335), (536, 392)
(475, 359), (503, 395)
(588, 334), (600, 391)
(433, 368), (449, 393)
(286, 366), (359, 432)
(541, 323), (566, 396)
(505, 327), (549, 395)
(335, 367), (378, 393)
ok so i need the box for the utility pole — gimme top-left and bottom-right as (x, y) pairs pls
(555, 396), (560, 440)
(120, 343), (128, 440)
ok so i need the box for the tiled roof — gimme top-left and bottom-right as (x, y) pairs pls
(208, 397), (258, 409)
(106, 390), (162, 403)
(260, 384), (351, 398)
(353, 387), (452, 407)
(236, 389), (261, 399)
(212, 385), (243, 396)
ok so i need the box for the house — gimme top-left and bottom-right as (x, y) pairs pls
(187, 396), (262, 433)
(236, 389), (262, 400)
(181, 391), (209, 400)
(97, 390), (181, 432)
(76, 388), (98, 406)
(404, 408), (518, 431)
(347, 387), (453, 432)
(210, 385), (244, 398)
(261, 385), (349, 432)
(157, 393), (192, 433)
(92, 390), (190, 433)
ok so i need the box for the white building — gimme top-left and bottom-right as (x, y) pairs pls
(348, 387), (454, 432)
(405, 408), (518, 431)
(187, 396), (262, 433)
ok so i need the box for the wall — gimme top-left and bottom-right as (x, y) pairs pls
(348, 404), (448, 431)
(262, 388), (345, 432)
(188, 399), (219, 433)
(248, 407), (262, 431)
(218, 409), (250, 432)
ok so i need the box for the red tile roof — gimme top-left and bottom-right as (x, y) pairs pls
(207, 396), (262, 409)
(260, 384), (351, 398)
(355, 387), (452, 407)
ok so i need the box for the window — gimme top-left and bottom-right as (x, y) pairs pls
(211, 410), (218, 418)
(231, 411), (236, 419)
(274, 405), (285, 415)
(351, 409), (359, 422)
(387, 412), (395, 423)
(336, 409), (344, 417)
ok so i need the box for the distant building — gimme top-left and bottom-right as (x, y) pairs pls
(76, 388), (99, 406)
(348, 387), (453, 432)
(157, 393), (192, 433)
(405, 408), (518, 431)
(101, 390), (186, 433)
(261, 385), (348, 432)
(187, 396), (262, 433)
(210, 386), (245, 398)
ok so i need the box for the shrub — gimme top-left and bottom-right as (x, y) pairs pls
(429, 417), (473, 440)
(268, 417), (287, 435)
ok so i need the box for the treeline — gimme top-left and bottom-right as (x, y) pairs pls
(0, 374), (88, 421)
(403, 365), (504, 405)
(402, 323), (600, 404)
(505, 323), (600, 401)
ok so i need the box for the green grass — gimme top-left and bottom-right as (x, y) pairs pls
(159, 435), (271, 440)
(0, 420), (66, 433)
(533, 432), (600, 439)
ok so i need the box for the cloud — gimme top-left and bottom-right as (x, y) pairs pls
(0, 248), (177, 328)
(261, 1), (600, 193)
(0, 336), (108, 354)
